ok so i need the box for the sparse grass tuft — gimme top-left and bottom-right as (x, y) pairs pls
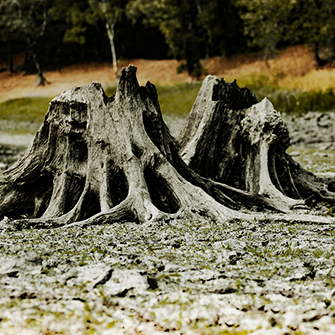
(244, 83), (335, 114)
(157, 83), (202, 117)
(0, 97), (51, 123)
(105, 83), (202, 117)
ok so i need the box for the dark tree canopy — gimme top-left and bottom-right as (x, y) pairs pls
(1, 66), (335, 229)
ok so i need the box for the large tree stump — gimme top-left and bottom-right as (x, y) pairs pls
(178, 75), (335, 212)
(0, 66), (335, 229)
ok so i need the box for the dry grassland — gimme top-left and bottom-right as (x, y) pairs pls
(1, 45), (335, 103)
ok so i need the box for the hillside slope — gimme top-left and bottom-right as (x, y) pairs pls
(1, 45), (335, 103)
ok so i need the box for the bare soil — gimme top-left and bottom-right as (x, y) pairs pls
(1, 46), (335, 335)
(0, 58), (192, 102)
(0, 45), (331, 103)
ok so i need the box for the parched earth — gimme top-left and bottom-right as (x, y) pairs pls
(0, 112), (335, 334)
(1, 210), (335, 335)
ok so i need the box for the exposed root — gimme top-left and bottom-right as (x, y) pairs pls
(1, 67), (335, 230)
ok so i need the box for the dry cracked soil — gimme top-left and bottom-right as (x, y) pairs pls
(1, 113), (335, 335)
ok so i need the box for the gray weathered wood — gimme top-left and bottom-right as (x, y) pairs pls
(0, 66), (334, 229)
(178, 75), (335, 213)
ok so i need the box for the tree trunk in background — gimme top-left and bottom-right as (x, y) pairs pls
(31, 50), (48, 86)
(8, 41), (14, 73)
(27, 38), (48, 86)
(106, 23), (118, 77)
(314, 42), (327, 66)
(99, 0), (119, 78)
(0, 66), (335, 230)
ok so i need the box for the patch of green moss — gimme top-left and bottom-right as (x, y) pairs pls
(103, 85), (117, 97)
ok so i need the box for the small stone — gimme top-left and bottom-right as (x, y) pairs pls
(213, 287), (238, 294)
(271, 307), (281, 314)
(147, 276), (158, 290)
(113, 288), (133, 298)
(317, 120), (332, 128)
(108, 241), (117, 248)
(93, 267), (114, 288)
(225, 320), (235, 327)
(171, 241), (181, 248)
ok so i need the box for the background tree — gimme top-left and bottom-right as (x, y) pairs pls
(127, 0), (207, 76)
(0, 1), (25, 72)
(127, 0), (244, 76)
(196, 0), (245, 58)
(50, 0), (92, 64)
(0, 0), (52, 85)
(235, 0), (296, 59)
(87, 0), (125, 77)
(290, 0), (335, 65)
(53, 0), (128, 76)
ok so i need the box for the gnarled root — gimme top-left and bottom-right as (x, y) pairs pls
(1, 67), (335, 230)
(178, 75), (333, 213)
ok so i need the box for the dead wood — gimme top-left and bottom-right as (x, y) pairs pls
(178, 75), (335, 213)
(0, 66), (334, 229)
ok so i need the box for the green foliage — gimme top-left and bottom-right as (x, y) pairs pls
(127, 0), (242, 74)
(2, 0), (335, 75)
(236, 0), (335, 61)
(127, 0), (202, 73)
(51, 0), (94, 46)
(235, 0), (295, 58)
(293, 0), (335, 49)
(0, 0), (51, 39)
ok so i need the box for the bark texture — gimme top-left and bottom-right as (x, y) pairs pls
(178, 75), (335, 212)
(0, 66), (334, 229)
(0, 66), (239, 228)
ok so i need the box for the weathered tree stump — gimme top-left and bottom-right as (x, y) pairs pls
(178, 75), (335, 212)
(0, 65), (335, 229)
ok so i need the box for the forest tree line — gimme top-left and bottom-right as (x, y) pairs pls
(0, 0), (335, 84)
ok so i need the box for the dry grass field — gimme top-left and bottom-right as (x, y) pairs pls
(1, 45), (335, 103)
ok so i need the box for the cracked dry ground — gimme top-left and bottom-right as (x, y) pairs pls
(0, 212), (335, 335)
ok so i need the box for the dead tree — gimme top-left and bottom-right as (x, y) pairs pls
(0, 65), (335, 229)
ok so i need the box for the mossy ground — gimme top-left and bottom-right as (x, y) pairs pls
(0, 97), (50, 123)
(105, 83), (202, 118)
